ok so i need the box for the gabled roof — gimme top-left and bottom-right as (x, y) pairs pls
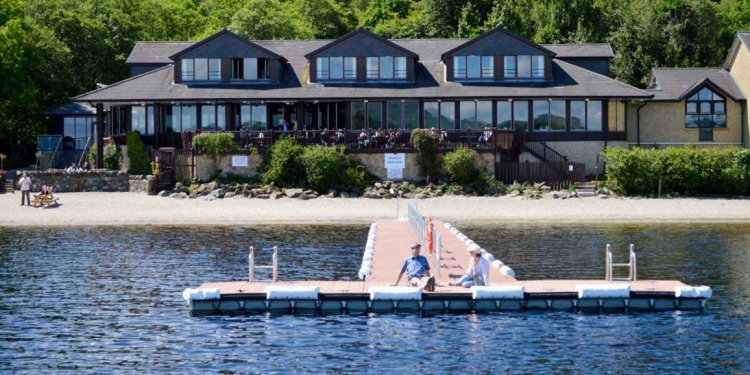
(303, 28), (418, 59)
(646, 68), (745, 101)
(724, 31), (750, 69)
(440, 26), (557, 61)
(40, 102), (96, 116)
(168, 29), (285, 62)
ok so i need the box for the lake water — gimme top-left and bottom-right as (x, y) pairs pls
(0, 224), (748, 373)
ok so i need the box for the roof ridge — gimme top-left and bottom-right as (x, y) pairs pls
(73, 64), (173, 101)
(653, 67), (726, 70)
(542, 42), (611, 46)
(554, 59), (652, 95)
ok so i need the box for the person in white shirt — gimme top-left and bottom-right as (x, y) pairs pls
(18, 172), (31, 206)
(449, 245), (490, 288)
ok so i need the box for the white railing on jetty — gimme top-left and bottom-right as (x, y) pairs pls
(249, 246), (278, 282)
(605, 244), (637, 281)
(407, 201), (441, 276)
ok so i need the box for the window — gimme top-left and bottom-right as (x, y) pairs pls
(504, 56), (516, 78)
(201, 105), (226, 131)
(181, 105), (197, 132)
(533, 100), (549, 130)
(194, 59), (208, 80)
(518, 56), (531, 79)
(387, 100), (419, 129)
(380, 56), (393, 79)
(455, 56), (494, 79)
(244, 58), (258, 80)
(146, 106), (154, 135)
(181, 59), (194, 81)
(351, 102), (365, 129)
(236, 104), (266, 130)
(330, 57), (343, 79)
(344, 57), (357, 79)
(460, 101), (477, 129)
(496, 102), (512, 129)
(423, 102), (439, 129)
(550, 100), (566, 131)
(166, 104), (197, 132)
(111, 107), (126, 135)
(368, 102), (383, 128)
(316, 57), (329, 80)
(394, 57), (407, 79)
(686, 87), (726, 129)
(366, 57), (379, 79)
(513, 101), (529, 130)
(481, 56), (494, 78)
(477, 101), (492, 128)
(532, 56), (545, 79)
(440, 101), (455, 129)
(131, 106), (146, 134)
(232, 58), (244, 79)
(209, 59), (221, 80)
(231, 58), (270, 80)
(569, 100), (604, 131)
(63, 116), (94, 150)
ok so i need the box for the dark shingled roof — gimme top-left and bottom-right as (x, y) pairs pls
(646, 68), (745, 101)
(543, 43), (614, 59)
(40, 102), (96, 116)
(78, 38), (649, 102)
(126, 42), (193, 65)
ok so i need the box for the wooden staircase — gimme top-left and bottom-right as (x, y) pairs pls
(575, 181), (596, 197)
(1, 179), (13, 194)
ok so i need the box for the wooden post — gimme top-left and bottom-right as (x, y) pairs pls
(95, 103), (104, 169)
(248, 246), (255, 282)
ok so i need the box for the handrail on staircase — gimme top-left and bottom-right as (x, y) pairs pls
(78, 136), (93, 168)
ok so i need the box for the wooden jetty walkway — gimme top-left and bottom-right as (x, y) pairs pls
(184, 203), (712, 314)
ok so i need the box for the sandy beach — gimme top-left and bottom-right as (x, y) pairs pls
(2, 192), (750, 226)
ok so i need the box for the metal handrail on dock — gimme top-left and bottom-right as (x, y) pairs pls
(249, 246), (278, 282)
(407, 201), (441, 276)
(605, 244), (637, 281)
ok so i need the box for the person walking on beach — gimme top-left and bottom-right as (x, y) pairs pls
(392, 243), (435, 291)
(18, 172), (31, 206)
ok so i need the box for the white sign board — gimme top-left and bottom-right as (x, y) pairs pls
(387, 168), (403, 180)
(384, 153), (406, 169)
(231, 155), (249, 167)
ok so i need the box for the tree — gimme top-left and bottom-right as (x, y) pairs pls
(230, 0), (310, 39)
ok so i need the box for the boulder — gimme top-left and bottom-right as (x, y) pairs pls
(598, 194), (608, 199)
(205, 181), (218, 192)
(210, 188), (225, 198)
(169, 193), (178, 198)
(189, 192), (199, 199)
(374, 182), (383, 188)
(201, 194), (217, 201)
(340, 192), (350, 199)
(299, 192), (317, 200)
(284, 188), (303, 198)
(157, 190), (169, 197)
(414, 193), (426, 199)
(270, 191), (283, 199)
(224, 192), (236, 199)
(363, 191), (382, 199)
(175, 192), (188, 199)
(256, 194), (270, 199)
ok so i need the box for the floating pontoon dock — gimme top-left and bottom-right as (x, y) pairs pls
(183, 203), (712, 314)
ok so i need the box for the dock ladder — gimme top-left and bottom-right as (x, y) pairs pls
(605, 244), (637, 281)
(249, 246), (278, 282)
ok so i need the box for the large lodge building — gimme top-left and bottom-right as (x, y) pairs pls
(44, 27), (750, 178)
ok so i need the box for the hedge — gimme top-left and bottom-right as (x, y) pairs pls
(602, 147), (750, 196)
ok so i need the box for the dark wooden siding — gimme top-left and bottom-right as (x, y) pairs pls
(173, 59), (181, 83)
(269, 59), (280, 82)
(445, 58), (453, 81)
(406, 58), (415, 81)
(309, 58), (317, 82)
(221, 59), (231, 82)
(494, 56), (504, 81)
(356, 57), (366, 82)
(544, 56), (553, 80)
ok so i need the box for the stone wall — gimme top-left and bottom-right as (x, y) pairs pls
(351, 151), (495, 181)
(15, 170), (132, 192)
(195, 153), (264, 181)
(128, 175), (154, 193)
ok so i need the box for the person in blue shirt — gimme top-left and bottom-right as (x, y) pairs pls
(392, 243), (435, 291)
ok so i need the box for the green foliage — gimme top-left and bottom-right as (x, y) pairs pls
(192, 132), (237, 156)
(103, 143), (122, 170)
(602, 146), (750, 196)
(342, 161), (374, 192)
(126, 131), (151, 175)
(261, 137), (306, 187)
(443, 148), (480, 184)
(301, 145), (346, 192)
(409, 129), (442, 181)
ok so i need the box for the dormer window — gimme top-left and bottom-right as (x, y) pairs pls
(366, 56), (407, 80)
(231, 58), (270, 80)
(316, 57), (356, 80)
(181, 58), (221, 81)
(453, 56), (493, 79)
(504, 55), (545, 80)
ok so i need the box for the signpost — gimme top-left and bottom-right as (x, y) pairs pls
(232, 155), (249, 167)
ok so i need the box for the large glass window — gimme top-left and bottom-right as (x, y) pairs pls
(201, 105), (226, 131)
(570, 101), (586, 130)
(454, 56), (467, 79)
(455, 56), (493, 79)
(423, 102), (439, 129)
(532, 56), (545, 79)
(181, 105), (197, 132)
(477, 101), (492, 128)
(394, 57), (407, 79)
(317, 57), (354, 80)
(366, 56), (408, 80)
(686, 87), (726, 128)
(251, 104), (266, 129)
(63, 116), (94, 150)
(351, 102), (365, 129)
(459, 101), (477, 129)
(181, 59), (194, 81)
(513, 101), (529, 130)
(131, 106), (146, 134)
(533, 100), (549, 130)
(587, 101), (602, 131)
(481, 56), (494, 78)
(208, 59), (221, 80)
(518, 55), (531, 79)
(440, 101), (455, 129)
(330, 57), (343, 80)
(244, 58), (258, 80)
(237, 104), (267, 129)
(316, 57), (329, 80)
(550, 100), (566, 131)
(387, 101), (401, 129)
(380, 56), (394, 79)
(368, 102), (383, 128)
(404, 101), (419, 129)
(146, 106), (154, 135)
(496, 101), (512, 129)
(387, 100), (419, 129)
(366, 57), (379, 79)
(231, 58), (270, 80)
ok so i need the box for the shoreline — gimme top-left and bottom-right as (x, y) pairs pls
(3, 192), (750, 227)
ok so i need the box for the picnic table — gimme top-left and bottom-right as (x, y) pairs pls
(31, 194), (59, 208)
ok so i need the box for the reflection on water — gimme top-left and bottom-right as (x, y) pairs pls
(0, 224), (748, 373)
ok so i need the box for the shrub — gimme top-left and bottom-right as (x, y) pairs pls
(443, 147), (480, 184)
(192, 132), (237, 156)
(126, 131), (151, 175)
(88, 142), (122, 170)
(409, 129), (441, 181)
(261, 137), (306, 186)
(342, 159), (374, 192)
(301, 145), (346, 192)
(602, 146), (748, 196)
